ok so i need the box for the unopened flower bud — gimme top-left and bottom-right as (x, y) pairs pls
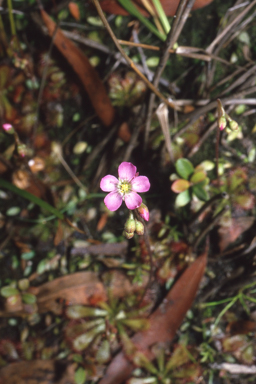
(218, 116), (227, 131)
(17, 144), (27, 158)
(2, 123), (15, 134)
(123, 230), (134, 239)
(137, 203), (149, 221)
(229, 119), (238, 131)
(135, 220), (144, 235)
(124, 212), (136, 233)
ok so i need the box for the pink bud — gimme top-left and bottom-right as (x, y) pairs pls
(2, 124), (14, 134)
(137, 203), (149, 221)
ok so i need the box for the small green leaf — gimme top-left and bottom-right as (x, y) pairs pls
(171, 179), (190, 193)
(146, 57), (160, 67)
(21, 251), (35, 260)
(175, 159), (194, 180)
(6, 206), (20, 216)
(175, 190), (191, 207)
(192, 185), (208, 201)
(66, 305), (107, 319)
(1, 286), (19, 298)
(22, 293), (37, 304)
(75, 367), (87, 384)
(190, 171), (206, 185)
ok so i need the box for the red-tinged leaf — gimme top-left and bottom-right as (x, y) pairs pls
(68, 2), (80, 20)
(99, 0), (214, 17)
(98, 250), (207, 384)
(218, 216), (254, 252)
(171, 179), (190, 193)
(40, 9), (115, 127)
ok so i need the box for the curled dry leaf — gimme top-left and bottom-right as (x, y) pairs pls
(98, 250), (207, 384)
(41, 9), (115, 127)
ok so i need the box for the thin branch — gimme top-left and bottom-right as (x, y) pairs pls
(91, 0), (178, 111)
(144, 0), (196, 150)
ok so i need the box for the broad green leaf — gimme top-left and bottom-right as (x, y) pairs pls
(175, 159), (194, 180)
(192, 185), (208, 201)
(175, 190), (191, 207)
(75, 367), (87, 384)
(190, 171), (206, 185)
(1, 286), (19, 298)
(22, 292), (37, 304)
(171, 179), (190, 193)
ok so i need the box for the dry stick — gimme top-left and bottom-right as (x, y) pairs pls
(188, 192), (227, 228)
(62, 31), (171, 89)
(83, 124), (117, 171)
(193, 205), (230, 250)
(206, 0), (256, 54)
(143, 0), (196, 151)
(118, 40), (231, 65)
(92, 0), (177, 111)
(204, 1), (256, 93)
(123, 104), (147, 162)
(173, 85), (256, 141)
(33, 20), (59, 138)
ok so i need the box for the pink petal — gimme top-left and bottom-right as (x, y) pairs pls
(131, 176), (150, 192)
(104, 191), (123, 211)
(118, 162), (136, 181)
(100, 175), (118, 192)
(124, 192), (142, 210)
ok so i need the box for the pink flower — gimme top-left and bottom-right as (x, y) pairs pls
(100, 162), (150, 211)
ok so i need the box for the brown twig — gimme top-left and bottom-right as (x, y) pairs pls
(144, 0), (196, 151)
(91, 0), (178, 111)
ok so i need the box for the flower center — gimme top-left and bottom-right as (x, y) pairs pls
(118, 180), (131, 197)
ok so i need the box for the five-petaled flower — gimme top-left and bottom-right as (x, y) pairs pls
(100, 162), (150, 211)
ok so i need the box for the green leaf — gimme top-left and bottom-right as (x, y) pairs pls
(151, 0), (171, 34)
(117, 0), (166, 41)
(6, 206), (21, 216)
(1, 286), (19, 298)
(22, 293), (37, 304)
(75, 367), (87, 384)
(0, 178), (64, 220)
(190, 171), (206, 185)
(175, 159), (194, 180)
(171, 179), (190, 193)
(192, 185), (208, 201)
(66, 305), (107, 319)
(175, 190), (191, 207)
(21, 251), (35, 260)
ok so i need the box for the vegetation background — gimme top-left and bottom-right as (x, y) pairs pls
(0, 0), (256, 383)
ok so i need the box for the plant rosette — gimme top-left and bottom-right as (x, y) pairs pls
(171, 158), (209, 207)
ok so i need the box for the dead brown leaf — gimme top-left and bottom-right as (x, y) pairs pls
(0, 360), (75, 384)
(218, 217), (254, 252)
(41, 9), (115, 127)
(29, 271), (107, 314)
(98, 250), (207, 384)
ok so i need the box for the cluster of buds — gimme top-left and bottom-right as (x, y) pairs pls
(217, 99), (239, 131)
(123, 203), (149, 239)
(2, 124), (28, 158)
